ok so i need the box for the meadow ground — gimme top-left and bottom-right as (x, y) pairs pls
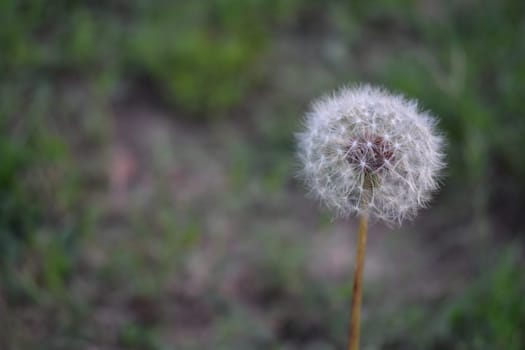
(2, 1), (524, 349)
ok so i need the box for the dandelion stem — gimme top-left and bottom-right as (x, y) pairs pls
(348, 212), (369, 350)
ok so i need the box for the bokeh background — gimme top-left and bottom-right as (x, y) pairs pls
(1, 1), (525, 349)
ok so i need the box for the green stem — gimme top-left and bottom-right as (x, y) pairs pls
(348, 212), (369, 350)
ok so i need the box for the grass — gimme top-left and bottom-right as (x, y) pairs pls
(1, 1), (525, 349)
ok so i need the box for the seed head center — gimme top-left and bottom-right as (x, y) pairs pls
(346, 134), (395, 173)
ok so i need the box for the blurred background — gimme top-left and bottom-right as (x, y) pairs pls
(1, 1), (524, 349)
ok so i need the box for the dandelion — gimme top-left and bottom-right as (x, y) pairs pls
(296, 85), (445, 350)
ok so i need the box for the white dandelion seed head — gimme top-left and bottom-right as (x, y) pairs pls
(297, 84), (446, 224)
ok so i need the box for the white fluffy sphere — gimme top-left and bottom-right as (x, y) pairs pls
(297, 85), (445, 223)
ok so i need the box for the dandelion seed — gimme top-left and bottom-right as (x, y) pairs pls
(297, 84), (445, 224)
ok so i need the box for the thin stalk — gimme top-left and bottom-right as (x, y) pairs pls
(348, 212), (369, 350)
